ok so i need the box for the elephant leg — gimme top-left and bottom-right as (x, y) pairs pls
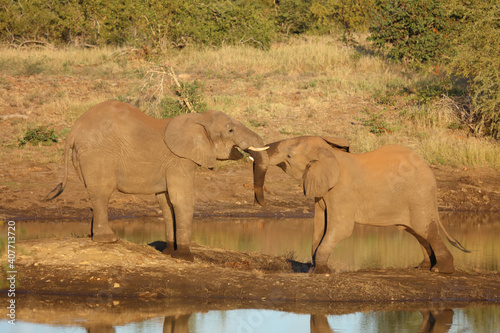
(426, 220), (454, 274)
(403, 226), (436, 270)
(312, 199), (326, 259)
(407, 216), (454, 274)
(88, 188), (117, 243)
(163, 314), (191, 333)
(310, 314), (332, 333)
(156, 192), (175, 255)
(312, 208), (354, 274)
(165, 162), (196, 262)
(417, 243), (436, 270)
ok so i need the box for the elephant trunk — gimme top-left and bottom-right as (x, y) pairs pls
(233, 127), (269, 207)
(236, 127), (266, 152)
(250, 150), (269, 207)
(250, 141), (280, 207)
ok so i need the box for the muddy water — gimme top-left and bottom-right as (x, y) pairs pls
(2, 212), (500, 332)
(14, 212), (500, 271)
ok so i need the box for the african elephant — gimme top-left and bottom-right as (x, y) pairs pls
(250, 136), (469, 274)
(46, 100), (266, 261)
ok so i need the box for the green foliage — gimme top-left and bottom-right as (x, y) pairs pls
(447, 0), (500, 139)
(159, 80), (207, 118)
(18, 125), (59, 147)
(0, 0), (276, 50)
(275, 0), (315, 34)
(0, 0), (378, 48)
(368, 0), (452, 64)
(357, 108), (392, 135)
(275, 0), (374, 36)
(373, 89), (396, 106)
(20, 57), (47, 76)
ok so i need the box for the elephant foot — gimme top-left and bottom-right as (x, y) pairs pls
(417, 260), (432, 270)
(92, 233), (118, 243)
(312, 264), (331, 274)
(431, 262), (455, 274)
(171, 246), (194, 262)
(162, 242), (175, 255)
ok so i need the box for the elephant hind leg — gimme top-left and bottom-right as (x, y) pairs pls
(426, 221), (455, 274)
(405, 221), (454, 274)
(402, 227), (436, 270)
(88, 188), (118, 243)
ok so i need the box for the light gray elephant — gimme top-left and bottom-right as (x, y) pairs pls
(46, 100), (266, 261)
(250, 136), (469, 274)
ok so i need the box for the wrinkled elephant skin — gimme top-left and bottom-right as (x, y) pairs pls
(251, 136), (469, 274)
(47, 101), (266, 261)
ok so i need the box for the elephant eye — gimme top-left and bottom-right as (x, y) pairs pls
(287, 154), (291, 159)
(229, 128), (234, 133)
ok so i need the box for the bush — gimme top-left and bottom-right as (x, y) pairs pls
(0, 0), (276, 50)
(18, 125), (59, 147)
(356, 108), (392, 135)
(368, 0), (452, 64)
(275, 0), (374, 37)
(160, 80), (208, 118)
(448, 0), (500, 139)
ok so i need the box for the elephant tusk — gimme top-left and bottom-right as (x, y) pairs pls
(248, 156), (255, 162)
(248, 146), (269, 152)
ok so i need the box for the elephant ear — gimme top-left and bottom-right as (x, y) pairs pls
(302, 148), (340, 198)
(164, 113), (217, 169)
(322, 136), (350, 152)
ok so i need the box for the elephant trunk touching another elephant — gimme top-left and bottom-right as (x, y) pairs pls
(251, 136), (469, 274)
(46, 101), (267, 261)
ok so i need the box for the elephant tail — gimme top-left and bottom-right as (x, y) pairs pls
(45, 132), (74, 201)
(437, 218), (471, 253)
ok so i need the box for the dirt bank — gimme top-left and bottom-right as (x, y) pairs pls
(1, 139), (500, 305)
(4, 237), (500, 304)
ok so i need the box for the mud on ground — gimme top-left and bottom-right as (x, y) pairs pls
(5, 238), (500, 305)
(1, 145), (500, 306)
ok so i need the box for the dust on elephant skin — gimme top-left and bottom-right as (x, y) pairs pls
(251, 136), (469, 274)
(46, 100), (266, 261)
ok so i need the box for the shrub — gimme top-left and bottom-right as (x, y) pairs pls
(18, 125), (59, 147)
(448, 0), (500, 139)
(368, 0), (452, 64)
(159, 79), (208, 118)
(357, 108), (392, 135)
(0, 0), (276, 50)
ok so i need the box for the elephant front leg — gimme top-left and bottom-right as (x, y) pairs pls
(312, 208), (354, 274)
(311, 199), (326, 259)
(156, 192), (175, 255)
(166, 162), (196, 262)
(170, 201), (195, 262)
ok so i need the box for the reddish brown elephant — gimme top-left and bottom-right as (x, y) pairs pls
(250, 136), (469, 274)
(47, 101), (266, 261)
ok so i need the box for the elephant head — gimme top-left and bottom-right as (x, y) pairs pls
(250, 136), (349, 206)
(165, 110), (267, 169)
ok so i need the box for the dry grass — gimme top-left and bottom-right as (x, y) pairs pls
(1, 36), (498, 169)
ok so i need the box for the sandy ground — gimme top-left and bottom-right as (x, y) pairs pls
(1, 72), (499, 323)
(1, 141), (500, 309)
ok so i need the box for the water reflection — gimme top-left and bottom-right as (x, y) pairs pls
(2, 213), (499, 332)
(419, 310), (454, 333)
(163, 315), (190, 333)
(2, 295), (498, 333)
(310, 314), (334, 333)
(11, 212), (500, 271)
